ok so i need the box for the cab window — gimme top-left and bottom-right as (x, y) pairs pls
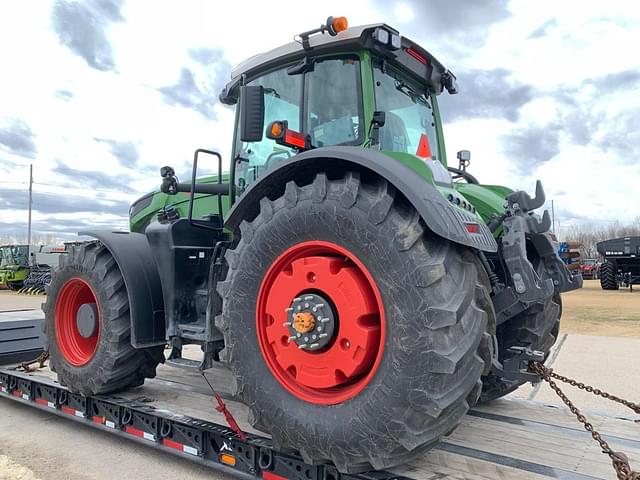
(234, 57), (363, 195)
(373, 62), (439, 161)
(307, 58), (362, 147)
(235, 68), (302, 193)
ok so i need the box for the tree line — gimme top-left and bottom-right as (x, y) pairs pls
(559, 218), (640, 259)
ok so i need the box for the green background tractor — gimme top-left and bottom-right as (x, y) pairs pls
(44, 18), (582, 473)
(0, 245), (30, 290)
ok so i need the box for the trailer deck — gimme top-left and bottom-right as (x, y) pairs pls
(1, 311), (638, 480)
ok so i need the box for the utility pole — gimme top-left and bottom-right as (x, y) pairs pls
(27, 164), (33, 253)
(551, 199), (555, 234)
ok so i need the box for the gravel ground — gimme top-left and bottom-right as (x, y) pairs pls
(0, 455), (40, 480)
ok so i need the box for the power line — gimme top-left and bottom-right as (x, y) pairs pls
(27, 164), (33, 250)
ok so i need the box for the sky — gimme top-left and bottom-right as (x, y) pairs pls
(0, 0), (639, 242)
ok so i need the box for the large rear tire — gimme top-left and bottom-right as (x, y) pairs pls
(216, 172), (494, 472)
(43, 241), (164, 395)
(599, 262), (618, 290)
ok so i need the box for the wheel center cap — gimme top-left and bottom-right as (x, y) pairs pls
(293, 312), (316, 333)
(286, 293), (336, 351)
(76, 303), (98, 338)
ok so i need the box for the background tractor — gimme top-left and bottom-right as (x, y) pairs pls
(0, 244), (67, 291)
(44, 18), (581, 473)
(598, 236), (640, 291)
(0, 245), (30, 290)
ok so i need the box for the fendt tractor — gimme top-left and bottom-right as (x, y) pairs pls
(44, 18), (582, 472)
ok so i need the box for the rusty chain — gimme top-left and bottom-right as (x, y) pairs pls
(529, 361), (640, 480)
(17, 351), (50, 372)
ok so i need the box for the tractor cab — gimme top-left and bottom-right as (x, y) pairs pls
(220, 20), (457, 197)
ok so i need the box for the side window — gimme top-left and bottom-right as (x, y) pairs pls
(307, 58), (362, 147)
(373, 64), (439, 161)
(235, 68), (302, 192)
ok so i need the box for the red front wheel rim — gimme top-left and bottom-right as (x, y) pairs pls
(256, 241), (386, 405)
(55, 278), (101, 366)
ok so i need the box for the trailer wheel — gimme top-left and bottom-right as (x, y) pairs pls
(480, 293), (561, 402)
(216, 172), (494, 472)
(43, 241), (164, 395)
(599, 262), (618, 290)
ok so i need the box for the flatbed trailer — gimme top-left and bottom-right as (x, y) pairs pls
(1, 341), (639, 480)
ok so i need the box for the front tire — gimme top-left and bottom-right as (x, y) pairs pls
(43, 241), (164, 395)
(599, 262), (618, 290)
(216, 172), (494, 472)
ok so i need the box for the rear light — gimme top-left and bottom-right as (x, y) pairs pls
(266, 120), (308, 149)
(220, 453), (236, 466)
(465, 223), (480, 234)
(406, 47), (428, 65)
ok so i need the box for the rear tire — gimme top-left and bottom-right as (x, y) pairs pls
(599, 262), (618, 290)
(216, 172), (494, 472)
(43, 241), (164, 395)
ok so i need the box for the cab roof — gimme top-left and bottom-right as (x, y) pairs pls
(219, 23), (458, 104)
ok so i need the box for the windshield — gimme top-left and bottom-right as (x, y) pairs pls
(234, 57), (363, 195)
(0, 246), (28, 267)
(373, 61), (439, 161)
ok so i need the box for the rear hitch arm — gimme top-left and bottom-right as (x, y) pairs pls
(491, 346), (545, 383)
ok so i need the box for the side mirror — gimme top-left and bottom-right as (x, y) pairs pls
(239, 85), (265, 142)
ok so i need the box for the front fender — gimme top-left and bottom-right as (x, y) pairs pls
(225, 146), (497, 253)
(78, 230), (166, 348)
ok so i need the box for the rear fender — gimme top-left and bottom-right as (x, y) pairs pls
(79, 230), (166, 348)
(225, 146), (498, 253)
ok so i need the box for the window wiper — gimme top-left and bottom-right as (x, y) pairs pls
(394, 80), (429, 106)
(264, 87), (280, 98)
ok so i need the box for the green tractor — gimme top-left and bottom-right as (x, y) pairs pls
(44, 18), (581, 472)
(0, 244), (30, 290)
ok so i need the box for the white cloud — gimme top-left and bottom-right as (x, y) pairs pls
(0, 0), (639, 242)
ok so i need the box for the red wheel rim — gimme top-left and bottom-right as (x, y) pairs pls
(256, 241), (385, 405)
(54, 278), (100, 366)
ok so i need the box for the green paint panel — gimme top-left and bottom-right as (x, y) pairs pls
(454, 183), (513, 223)
(130, 175), (231, 233)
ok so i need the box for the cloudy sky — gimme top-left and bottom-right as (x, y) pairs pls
(1, 0), (639, 242)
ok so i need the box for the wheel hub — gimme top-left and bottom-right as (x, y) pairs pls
(285, 293), (336, 351)
(256, 241), (386, 405)
(54, 278), (101, 367)
(76, 303), (98, 338)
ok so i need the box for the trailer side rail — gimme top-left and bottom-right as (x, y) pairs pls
(0, 368), (410, 480)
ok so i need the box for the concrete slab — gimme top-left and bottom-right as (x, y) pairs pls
(0, 291), (44, 312)
(508, 334), (640, 417)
